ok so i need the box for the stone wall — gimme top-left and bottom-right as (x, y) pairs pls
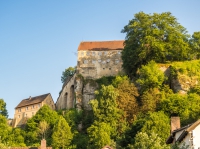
(56, 74), (76, 110)
(77, 50), (123, 79)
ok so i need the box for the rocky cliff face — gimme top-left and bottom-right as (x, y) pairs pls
(160, 65), (198, 94)
(56, 74), (98, 111)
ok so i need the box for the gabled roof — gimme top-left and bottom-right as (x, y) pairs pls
(166, 119), (200, 144)
(15, 93), (50, 109)
(78, 40), (124, 51)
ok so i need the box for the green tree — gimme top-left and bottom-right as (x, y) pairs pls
(25, 105), (59, 146)
(90, 85), (121, 137)
(8, 128), (26, 147)
(136, 61), (166, 92)
(0, 99), (8, 118)
(190, 32), (200, 58)
(122, 12), (191, 76)
(87, 121), (112, 149)
(38, 120), (49, 139)
(0, 115), (12, 145)
(119, 111), (170, 148)
(61, 67), (76, 83)
(129, 132), (169, 149)
(52, 116), (73, 149)
(112, 76), (139, 124)
(140, 88), (161, 113)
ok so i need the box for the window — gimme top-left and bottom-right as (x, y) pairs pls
(32, 105), (34, 109)
(98, 52), (102, 56)
(107, 59), (110, 63)
(92, 52), (95, 56)
(81, 52), (84, 56)
(109, 68), (111, 70)
(118, 51), (121, 55)
(38, 103), (40, 108)
(26, 106), (28, 110)
(103, 68), (105, 70)
(25, 114), (27, 117)
(32, 112), (34, 116)
(115, 59), (119, 64)
(98, 59), (101, 63)
(18, 108), (21, 112)
(84, 60), (88, 64)
(87, 52), (90, 56)
(104, 51), (108, 55)
(92, 60), (96, 64)
(18, 115), (20, 118)
(102, 61), (106, 64)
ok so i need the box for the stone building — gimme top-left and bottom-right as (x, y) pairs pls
(13, 93), (55, 127)
(56, 40), (124, 110)
(77, 40), (124, 79)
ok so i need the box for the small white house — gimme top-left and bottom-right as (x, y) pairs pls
(166, 117), (200, 149)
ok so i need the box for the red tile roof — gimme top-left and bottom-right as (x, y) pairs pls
(15, 93), (50, 109)
(78, 40), (124, 51)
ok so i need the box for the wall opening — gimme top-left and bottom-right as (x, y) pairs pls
(69, 85), (75, 109)
(64, 92), (68, 109)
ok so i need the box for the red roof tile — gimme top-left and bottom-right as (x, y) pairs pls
(78, 40), (124, 51)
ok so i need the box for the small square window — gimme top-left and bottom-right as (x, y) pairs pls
(98, 59), (101, 62)
(32, 105), (34, 109)
(115, 59), (119, 64)
(81, 52), (84, 56)
(104, 51), (108, 55)
(38, 104), (40, 108)
(87, 52), (90, 56)
(107, 59), (110, 63)
(109, 68), (111, 70)
(92, 60), (96, 64)
(92, 52), (95, 56)
(26, 107), (28, 110)
(99, 52), (102, 55)
(102, 61), (106, 64)
(84, 60), (88, 64)
(118, 51), (121, 55)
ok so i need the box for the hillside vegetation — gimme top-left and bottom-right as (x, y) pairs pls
(1, 11), (200, 149)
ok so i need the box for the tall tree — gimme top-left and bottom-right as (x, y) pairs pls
(52, 116), (73, 149)
(0, 99), (8, 118)
(25, 105), (59, 146)
(112, 76), (139, 124)
(122, 12), (191, 76)
(87, 121), (112, 149)
(90, 85), (121, 137)
(38, 120), (49, 139)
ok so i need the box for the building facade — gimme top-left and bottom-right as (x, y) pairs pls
(77, 40), (124, 79)
(166, 117), (200, 149)
(13, 93), (55, 127)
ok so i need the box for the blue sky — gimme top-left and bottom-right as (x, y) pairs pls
(0, 0), (200, 118)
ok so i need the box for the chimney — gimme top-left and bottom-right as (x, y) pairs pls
(171, 116), (180, 132)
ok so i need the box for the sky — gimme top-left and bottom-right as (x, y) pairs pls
(0, 0), (200, 118)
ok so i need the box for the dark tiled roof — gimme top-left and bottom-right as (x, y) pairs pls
(166, 119), (200, 144)
(78, 40), (124, 51)
(15, 93), (50, 109)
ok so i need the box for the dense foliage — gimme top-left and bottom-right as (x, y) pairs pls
(0, 99), (8, 118)
(61, 66), (76, 83)
(122, 12), (197, 76)
(2, 11), (200, 149)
